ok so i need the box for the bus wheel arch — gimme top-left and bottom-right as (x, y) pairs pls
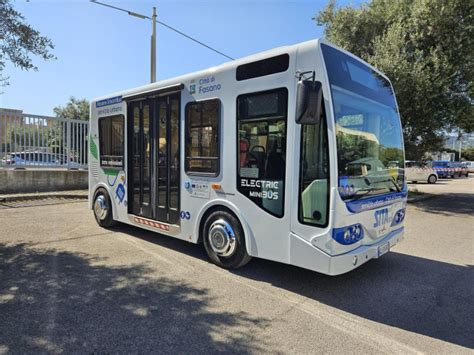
(92, 186), (117, 228)
(198, 203), (252, 269)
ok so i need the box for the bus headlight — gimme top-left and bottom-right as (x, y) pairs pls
(391, 209), (406, 226)
(333, 224), (364, 245)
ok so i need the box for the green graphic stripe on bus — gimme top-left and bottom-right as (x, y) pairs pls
(103, 168), (119, 176)
(89, 135), (98, 160)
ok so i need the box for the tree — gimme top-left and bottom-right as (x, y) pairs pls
(0, 0), (55, 88)
(51, 97), (90, 161)
(462, 148), (474, 161)
(53, 97), (90, 121)
(315, 0), (473, 159)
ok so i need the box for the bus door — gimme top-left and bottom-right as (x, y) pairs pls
(154, 94), (180, 224)
(128, 94), (180, 225)
(129, 99), (153, 219)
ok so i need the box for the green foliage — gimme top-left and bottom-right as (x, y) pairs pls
(315, 0), (474, 159)
(379, 147), (404, 166)
(462, 148), (474, 161)
(0, 0), (55, 88)
(52, 97), (90, 159)
(337, 132), (374, 166)
(337, 131), (403, 169)
(53, 97), (90, 121)
(7, 124), (41, 149)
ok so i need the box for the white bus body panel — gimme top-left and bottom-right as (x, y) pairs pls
(89, 39), (406, 275)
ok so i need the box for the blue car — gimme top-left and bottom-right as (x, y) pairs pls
(431, 161), (452, 178)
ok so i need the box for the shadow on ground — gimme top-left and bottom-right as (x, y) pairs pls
(412, 192), (474, 216)
(234, 253), (473, 349)
(113, 221), (474, 350)
(0, 242), (268, 353)
(409, 181), (450, 185)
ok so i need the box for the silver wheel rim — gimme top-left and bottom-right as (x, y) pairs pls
(94, 194), (108, 221)
(429, 175), (436, 183)
(208, 219), (237, 257)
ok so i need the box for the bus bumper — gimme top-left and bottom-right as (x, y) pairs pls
(289, 228), (404, 276)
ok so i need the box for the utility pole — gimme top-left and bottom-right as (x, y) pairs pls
(90, 1), (233, 83)
(151, 6), (157, 83)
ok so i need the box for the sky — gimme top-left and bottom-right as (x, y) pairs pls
(1, 0), (362, 116)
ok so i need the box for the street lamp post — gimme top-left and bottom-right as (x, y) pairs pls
(90, 0), (233, 83)
(151, 7), (156, 83)
(128, 6), (157, 83)
(90, 1), (157, 83)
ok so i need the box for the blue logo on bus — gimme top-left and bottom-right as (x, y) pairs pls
(96, 96), (122, 108)
(374, 208), (389, 227)
(180, 211), (191, 220)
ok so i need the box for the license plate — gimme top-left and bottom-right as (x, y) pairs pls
(378, 242), (390, 257)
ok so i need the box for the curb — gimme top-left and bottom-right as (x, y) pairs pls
(0, 193), (88, 203)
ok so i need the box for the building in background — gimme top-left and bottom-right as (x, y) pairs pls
(1, 108), (88, 169)
(444, 133), (474, 150)
(0, 108), (24, 150)
(426, 151), (456, 162)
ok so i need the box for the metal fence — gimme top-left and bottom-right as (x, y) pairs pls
(0, 112), (89, 169)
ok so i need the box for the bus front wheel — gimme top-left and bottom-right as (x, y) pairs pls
(93, 188), (117, 228)
(203, 210), (251, 269)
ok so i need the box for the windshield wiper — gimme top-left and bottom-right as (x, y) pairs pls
(347, 188), (374, 201)
(364, 175), (401, 192)
(347, 183), (399, 201)
(381, 176), (402, 192)
(351, 189), (374, 201)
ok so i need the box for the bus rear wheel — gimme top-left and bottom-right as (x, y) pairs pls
(93, 188), (116, 228)
(203, 210), (251, 269)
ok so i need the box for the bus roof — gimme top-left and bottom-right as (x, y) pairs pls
(92, 39), (319, 103)
(92, 38), (391, 103)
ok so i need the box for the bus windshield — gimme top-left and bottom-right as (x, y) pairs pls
(321, 44), (405, 200)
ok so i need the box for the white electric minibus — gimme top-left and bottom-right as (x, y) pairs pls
(89, 39), (406, 275)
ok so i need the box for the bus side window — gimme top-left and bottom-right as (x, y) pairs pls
(237, 88), (288, 218)
(185, 99), (220, 176)
(98, 114), (125, 168)
(299, 104), (329, 227)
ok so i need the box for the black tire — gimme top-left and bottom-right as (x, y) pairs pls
(93, 188), (116, 228)
(427, 174), (437, 184)
(202, 210), (251, 269)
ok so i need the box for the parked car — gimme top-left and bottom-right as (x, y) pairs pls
(464, 161), (474, 173)
(431, 160), (452, 178)
(1, 152), (74, 167)
(459, 162), (469, 177)
(405, 160), (438, 184)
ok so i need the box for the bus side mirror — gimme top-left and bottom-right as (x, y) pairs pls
(295, 80), (323, 125)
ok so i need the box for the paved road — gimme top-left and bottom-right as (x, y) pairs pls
(0, 178), (472, 354)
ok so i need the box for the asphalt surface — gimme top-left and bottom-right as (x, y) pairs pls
(0, 177), (473, 354)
